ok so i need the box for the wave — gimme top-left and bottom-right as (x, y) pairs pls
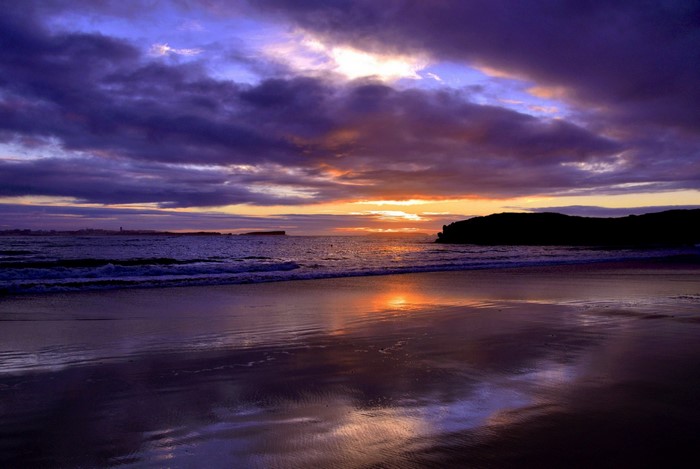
(0, 260), (301, 293)
(1, 237), (697, 295)
(4, 253), (697, 295)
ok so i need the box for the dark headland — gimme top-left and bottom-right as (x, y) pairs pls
(436, 209), (700, 245)
(239, 231), (286, 236)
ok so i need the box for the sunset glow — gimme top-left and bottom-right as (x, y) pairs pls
(331, 47), (426, 81)
(1, 1), (698, 234)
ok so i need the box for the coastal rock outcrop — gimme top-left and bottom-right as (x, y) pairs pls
(436, 209), (700, 245)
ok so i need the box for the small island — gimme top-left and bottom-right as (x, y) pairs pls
(436, 209), (700, 245)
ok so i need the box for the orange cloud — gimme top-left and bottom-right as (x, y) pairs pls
(528, 85), (570, 100)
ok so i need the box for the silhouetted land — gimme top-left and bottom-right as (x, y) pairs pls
(239, 231), (286, 236)
(0, 229), (225, 237)
(436, 209), (700, 245)
(0, 229), (289, 237)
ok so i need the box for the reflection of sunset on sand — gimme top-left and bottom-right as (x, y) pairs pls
(2, 262), (700, 466)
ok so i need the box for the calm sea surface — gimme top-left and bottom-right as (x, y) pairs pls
(1, 234), (697, 293)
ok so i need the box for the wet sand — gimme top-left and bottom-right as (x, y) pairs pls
(2, 261), (700, 467)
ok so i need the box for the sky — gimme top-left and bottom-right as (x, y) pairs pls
(1, 0), (699, 235)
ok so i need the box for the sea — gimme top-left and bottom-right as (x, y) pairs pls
(1, 234), (698, 294)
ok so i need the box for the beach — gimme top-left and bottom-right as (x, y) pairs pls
(2, 261), (700, 467)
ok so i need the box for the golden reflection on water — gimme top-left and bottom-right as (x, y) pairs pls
(349, 273), (502, 316)
(385, 294), (409, 310)
(370, 290), (429, 313)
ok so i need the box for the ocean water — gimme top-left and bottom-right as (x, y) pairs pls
(1, 234), (698, 293)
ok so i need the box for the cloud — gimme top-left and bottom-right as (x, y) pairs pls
(330, 46), (425, 81)
(149, 43), (203, 57)
(362, 211), (425, 221)
(178, 20), (204, 32)
(0, 157), (333, 207)
(0, 0), (697, 212)
(246, 0), (700, 134)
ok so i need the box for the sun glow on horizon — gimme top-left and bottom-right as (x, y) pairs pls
(353, 199), (438, 206)
(3, 189), (699, 235)
(337, 227), (426, 234)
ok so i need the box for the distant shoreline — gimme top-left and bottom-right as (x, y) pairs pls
(0, 229), (286, 237)
(0, 228), (225, 237)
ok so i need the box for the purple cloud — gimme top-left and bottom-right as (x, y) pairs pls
(247, 0), (700, 132)
(0, 0), (697, 213)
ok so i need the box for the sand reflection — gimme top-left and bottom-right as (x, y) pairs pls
(123, 346), (586, 468)
(3, 265), (700, 467)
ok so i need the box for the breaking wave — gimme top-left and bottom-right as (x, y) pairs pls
(0, 234), (697, 294)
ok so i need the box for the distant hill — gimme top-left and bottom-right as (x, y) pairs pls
(0, 229), (224, 237)
(436, 209), (700, 245)
(239, 231), (286, 236)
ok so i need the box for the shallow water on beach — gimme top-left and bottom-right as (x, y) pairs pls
(2, 266), (700, 467)
(2, 234), (697, 293)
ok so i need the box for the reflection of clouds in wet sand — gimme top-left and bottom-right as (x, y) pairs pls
(130, 338), (589, 468)
(3, 265), (700, 467)
(11, 346), (586, 467)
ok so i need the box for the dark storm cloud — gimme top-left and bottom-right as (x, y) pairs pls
(0, 0), (697, 209)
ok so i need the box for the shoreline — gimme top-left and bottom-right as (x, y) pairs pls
(3, 252), (699, 297)
(3, 255), (700, 309)
(2, 260), (700, 466)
